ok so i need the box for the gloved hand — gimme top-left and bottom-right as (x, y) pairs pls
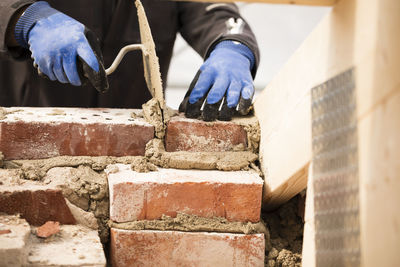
(179, 40), (255, 121)
(14, 1), (108, 92)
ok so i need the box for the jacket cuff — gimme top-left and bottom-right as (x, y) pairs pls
(206, 35), (260, 79)
(213, 40), (255, 69)
(14, 1), (58, 48)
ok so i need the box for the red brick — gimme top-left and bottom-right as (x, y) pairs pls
(165, 115), (247, 152)
(0, 230), (11, 235)
(0, 185), (75, 226)
(0, 107), (154, 160)
(110, 229), (265, 267)
(36, 221), (60, 238)
(107, 165), (263, 223)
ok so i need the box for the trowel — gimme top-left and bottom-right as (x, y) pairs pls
(105, 0), (165, 110)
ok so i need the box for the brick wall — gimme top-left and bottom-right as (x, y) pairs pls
(0, 107), (265, 266)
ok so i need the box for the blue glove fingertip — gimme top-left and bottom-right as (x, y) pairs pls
(241, 84), (255, 100)
(188, 70), (214, 104)
(226, 81), (241, 108)
(63, 54), (82, 86)
(77, 42), (99, 73)
(206, 77), (230, 105)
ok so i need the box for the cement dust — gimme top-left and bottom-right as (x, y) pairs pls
(0, 107), (23, 120)
(28, 224), (106, 266)
(130, 110), (143, 119)
(145, 139), (258, 171)
(109, 213), (269, 236)
(46, 109), (66, 116)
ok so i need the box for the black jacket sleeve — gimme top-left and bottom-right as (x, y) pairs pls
(177, 2), (260, 78)
(0, 0), (35, 59)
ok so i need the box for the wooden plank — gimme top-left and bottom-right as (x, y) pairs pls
(255, 0), (349, 209)
(358, 90), (400, 267)
(255, 0), (376, 207)
(263, 162), (309, 210)
(301, 164), (315, 267)
(254, 0), (400, 264)
(176, 0), (337, 6)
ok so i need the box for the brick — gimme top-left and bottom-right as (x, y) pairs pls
(0, 107), (154, 160)
(107, 164), (263, 223)
(0, 184), (75, 226)
(28, 224), (106, 266)
(110, 229), (265, 267)
(0, 229), (11, 235)
(165, 115), (247, 152)
(0, 215), (31, 267)
(36, 221), (60, 238)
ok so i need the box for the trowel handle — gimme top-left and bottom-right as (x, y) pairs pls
(105, 44), (146, 75)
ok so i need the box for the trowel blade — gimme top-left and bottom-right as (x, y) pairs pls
(135, 0), (165, 110)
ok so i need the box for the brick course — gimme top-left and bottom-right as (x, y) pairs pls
(0, 108), (154, 160)
(110, 229), (265, 267)
(0, 185), (75, 226)
(107, 165), (263, 223)
(165, 115), (248, 152)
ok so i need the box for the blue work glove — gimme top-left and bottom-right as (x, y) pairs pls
(14, 1), (108, 92)
(179, 40), (255, 121)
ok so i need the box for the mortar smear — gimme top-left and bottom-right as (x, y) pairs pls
(142, 98), (165, 138)
(145, 139), (258, 171)
(109, 213), (269, 236)
(4, 155), (156, 181)
(0, 107), (7, 120)
(0, 152), (3, 168)
(44, 166), (110, 242)
(234, 116), (261, 152)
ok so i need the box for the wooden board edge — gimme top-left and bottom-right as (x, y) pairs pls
(263, 162), (310, 211)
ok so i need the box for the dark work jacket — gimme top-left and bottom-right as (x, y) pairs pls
(0, 0), (259, 108)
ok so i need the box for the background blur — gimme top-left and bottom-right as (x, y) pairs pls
(165, 3), (331, 109)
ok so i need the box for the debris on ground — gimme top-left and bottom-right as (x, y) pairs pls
(263, 193), (305, 267)
(36, 221), (60, 238)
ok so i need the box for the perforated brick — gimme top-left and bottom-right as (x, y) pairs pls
(0, 107), (154, 159)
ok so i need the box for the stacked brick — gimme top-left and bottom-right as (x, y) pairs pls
(0, 107), (265, 266)
(108, 114), (265, 267)
(0, 107), (154, 160)
(108, 166), (265, 266)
